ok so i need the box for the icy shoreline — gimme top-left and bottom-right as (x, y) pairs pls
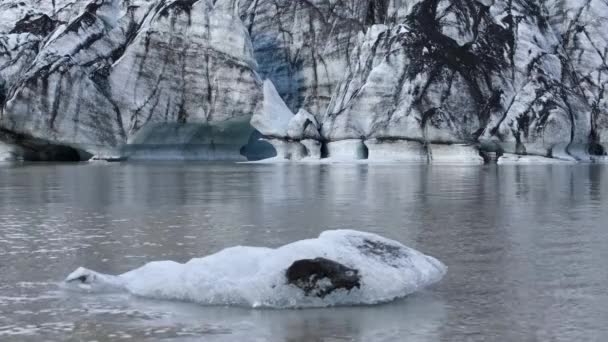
(241, 143), (607, 165)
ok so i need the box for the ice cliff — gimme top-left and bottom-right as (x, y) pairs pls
(1, 0), (607, 162)
(1, 0), (261, 160)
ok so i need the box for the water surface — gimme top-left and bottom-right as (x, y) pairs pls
(1, 162), (607, 341)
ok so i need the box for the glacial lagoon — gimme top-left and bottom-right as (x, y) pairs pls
(1, 162), (607, 341)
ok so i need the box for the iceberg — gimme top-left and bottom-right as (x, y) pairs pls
(64, 230), (446, 308)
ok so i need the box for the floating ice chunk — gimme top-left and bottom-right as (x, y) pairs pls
(63, 230), (446, 308)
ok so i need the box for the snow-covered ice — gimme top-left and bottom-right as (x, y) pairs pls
(63, 230), (446, 308)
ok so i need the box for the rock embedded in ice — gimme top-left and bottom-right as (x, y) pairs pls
(64, 230), (446, 308)
(286, 258), (361, 298)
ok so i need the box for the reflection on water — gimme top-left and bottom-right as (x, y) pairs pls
(0, 162), (607, 341)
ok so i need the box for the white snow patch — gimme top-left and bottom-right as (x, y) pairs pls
(63, 230), (446, 308)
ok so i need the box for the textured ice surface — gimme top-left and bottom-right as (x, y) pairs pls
(64, 230), (446, 308)
(4, 0), (606, 162)
(1, 0), (261, 157)
(287, 109), (321, 141)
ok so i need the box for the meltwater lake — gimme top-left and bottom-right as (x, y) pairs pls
(1, 162), (607, 341)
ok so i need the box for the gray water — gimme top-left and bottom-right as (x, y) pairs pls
(0, 162), (607, 341)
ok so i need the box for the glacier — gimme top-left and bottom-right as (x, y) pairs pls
(63, 230), (446, 308)
(1, 0), (607, 162)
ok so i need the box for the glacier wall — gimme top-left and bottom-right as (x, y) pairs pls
(1, 0), (607, 162)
